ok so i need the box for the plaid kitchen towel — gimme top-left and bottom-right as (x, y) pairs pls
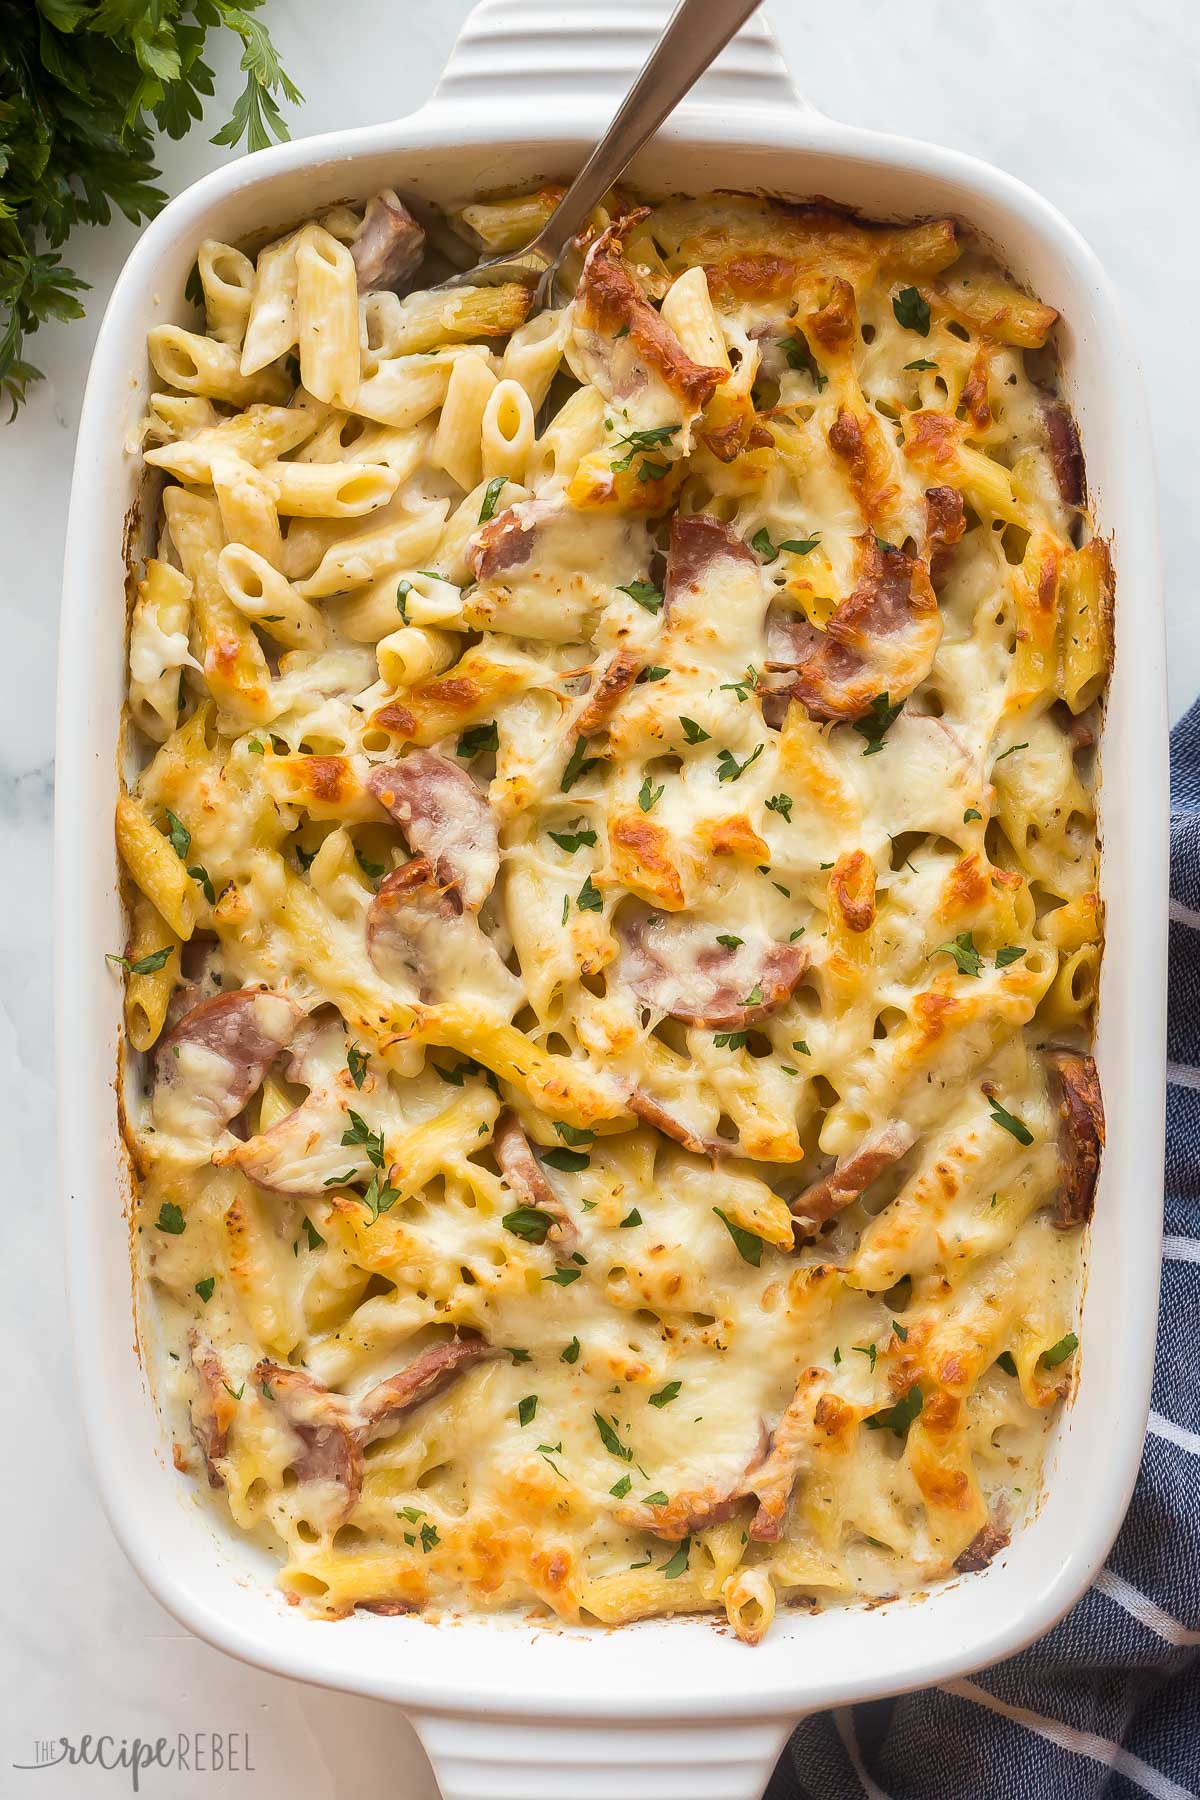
(769, 703), (1200, 1800)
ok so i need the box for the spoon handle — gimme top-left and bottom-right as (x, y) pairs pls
(530, 0), (763, 265)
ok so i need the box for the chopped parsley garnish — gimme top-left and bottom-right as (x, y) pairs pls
(561, 735), (599, 791)
(549, 825), (597, 852)
(164, 808), (190, 860)
(741, 983), (763, 1006)
(618, 580), (665, 613)
(594, 1412), (633, 1461)
(988, 1099), (1034, 1145)
(716, 744), (764, 783)
(543, 1146), (589, 1172)
(342, 1109), (386, 1168)
(456, 719), (499, 759)
(188, 864), (216, 903)
(789, 927), (806, 941)
(713, 1207), (763, 1266)
(932, 931), (983, 978)
(347, 1044), (369, 1089)
(419, 1521), (440, 1554)
(792, 1040), (811, 1056)
(155, 1201), (185, 1235)
(610, 424), (679, 474)
(892, 286), (931, 335)
(638, 665), (669, 684)
(517, 1394), (538, 1426)
(833, 1346), (842, 1365)
(643, 1490), (669, 1507)
(194, 1276), (215, 1303)
(638, 774), (664, 813)
(781, 534), (821, 556)
(609, 1473), (632, 1498)
(713, 1029), (749, 1050)
(778, 334), (827, 390)
(679, 716), (710, 744)
(766, 792), (793, 821)
(904, 358), (938, 371)
(853, 692), (904, 755)
(649, 1381), (681, 1408)
(996, 1351), (1018, 1376)
(545, 1266), (581, 1285)
(576, 875), (603, 913)
(561, 1337), (581, 1364)
(106, 946), (173, 976)
(1041, 1332), (1079, 1368)
(716, 933), (744, 949)
(434, 1061), (469, 1086)
(963, 807), (982, 823)
(852, 1342), (878, 1372)
(660, 1538), (691, 1578)
(502, 1206), (555, 1244)
(865, 1385), (924, 1437)
(554, 1121), (595, 1146)
(223, 1381), (245, 1402)
(507, 1347), (531, 1363)
(619, 1208), (642, 1228)
(355, 850), (386, 882)
(994, 742), (1029, 762)
(720, 666), (758, 703)
(398, 1506), (425, 1523)
(478, 476), (507, 523)
(995, 946), (1027, 968)
(359, 1171), (399, 1223)
(247, 738), (265, 755)
(750, 527), (781, 563)
(396, 579), (412, 619)
(301, 1216), (324, 1252)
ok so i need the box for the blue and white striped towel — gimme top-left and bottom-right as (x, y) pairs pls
(770, 703), (1200, 1800)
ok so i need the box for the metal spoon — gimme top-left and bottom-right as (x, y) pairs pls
(438, 0), (764, 307)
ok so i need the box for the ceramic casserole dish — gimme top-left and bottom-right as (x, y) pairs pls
(56, 4), (1168, 1796)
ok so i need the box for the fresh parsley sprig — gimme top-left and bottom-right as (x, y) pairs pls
(1, 0), (302, 416)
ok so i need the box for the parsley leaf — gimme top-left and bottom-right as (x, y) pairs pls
(341, 1110), (385, 1168)
(395, 579), (411, 620)
(996, 1350), (1019, 1377)
(853, 692), (904, 755)
(346, 1044), (369, 1089)
(932, 931), (983, 978)
(865, 1385), (924, 1437)
(778, 334), (827, 390)
(988, 1099), (1034, 1145)
(561, 1337), (581, 1364)
(892, 287), (931, 335)
(619, 1208), (642, 1228)
(517, 1394), (537, 1426)
(188, 865), (216, 904)
(660, 1538), (691, 1578)
(994, 742), (1029, 762)
(502, 1206), (556, 1244)
(779, 535), (821, 556)
(618, 580), (665, 613)
(155, 1202), (185, 1235)
(649, 1381), (681, 1408)
(302, 1217), (324, 1252)
(549, 825), (597, 853)
(106, 946), (173, 976)
(478, 476), (507, 523)
(638, 774), (663, 813)
(544, 1266), (581, 1286)
(852, 1342), (878, 1371)
(996, 945), (1027, 968)
(456, 720), (499, 759)
(576, 875), (603, 913)
(164, 809), (190, 861)
(750, 527), (780, 563)
(609, 1473), (632, 1497)
(637, 665), (669, 684)
(611, 424), (679, 473)
(716, 933), (743, 949)
(766, 792), (793, 821)
(963, 807), (982, 823)
(554, 1122), (595, 1146)
(1041, 1332), (1078, 1368)
(561, 735), (599, 791)
(679, 716), (710, 745)
(713, 1207), (763, 1265)
(359, 1172), (399, 1224)
(594, 1412), (633, 1460)
(904, 358), (938, 371)
(194, 1276), (215, 1303)
(543, 1147), (589, 1172)
(713, 1029), (750, 1050)
(716, 744), (764, 783)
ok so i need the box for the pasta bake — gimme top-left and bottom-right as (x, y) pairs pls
(115, 184), (1109, 1644)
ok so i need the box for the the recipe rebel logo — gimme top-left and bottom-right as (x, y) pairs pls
(12, 1733), (255, 1791)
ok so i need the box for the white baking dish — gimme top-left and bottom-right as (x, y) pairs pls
(55, 5), (1169, 1796)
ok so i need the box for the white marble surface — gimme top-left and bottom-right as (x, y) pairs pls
(1, 1), (1194, 1793)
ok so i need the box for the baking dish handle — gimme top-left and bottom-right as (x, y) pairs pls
(412, 1711), (794, 1800)
(427, 0), (808, 118)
